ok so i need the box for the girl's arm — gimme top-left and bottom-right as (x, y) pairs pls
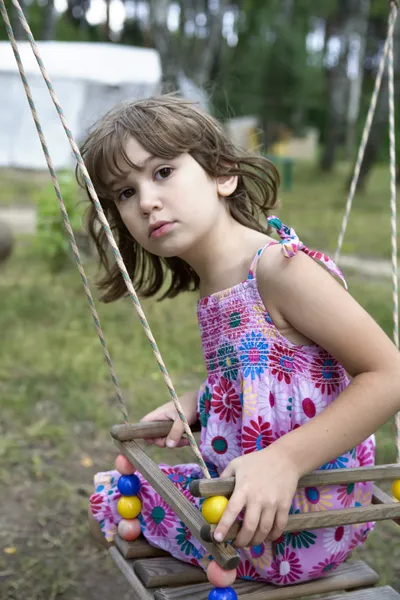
(214, 245), (400, 549)
(257, 245), (400, 475)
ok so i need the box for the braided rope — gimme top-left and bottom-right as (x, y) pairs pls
(0, 0), (129, 424)
(334, 2), (398, 263)
(387, 30), (400, 462)
(4, 0), (210, 478)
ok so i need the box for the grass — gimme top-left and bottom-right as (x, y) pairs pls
(0, 162), (399, 597)
(277, 160), (394, 260)
(0, 169), (50, 206)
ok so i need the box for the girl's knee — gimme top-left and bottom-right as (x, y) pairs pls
(88, 504), (112, 549)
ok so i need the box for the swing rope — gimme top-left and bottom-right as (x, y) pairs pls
(334, 0), (399, 462)
(335, 0), (398, 266)
(0, 0), (211, 479)
(387, 17), (400, 462)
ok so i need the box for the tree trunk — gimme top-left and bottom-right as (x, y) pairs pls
(354, 78), (388, 191)
(149, 0), (178, 91)
(41, 0), (56, 40)
(104, 0), (111, 41)
(320, 15), (349, 171)
(11, 0), (26, 40)
(321, 0), (368, 172)
(195, 0), (227, 88)
(345, 0), (370, 158)
(353, 12), (400, 189)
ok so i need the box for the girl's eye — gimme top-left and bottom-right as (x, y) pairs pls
(155, 167), (173, 180)
(119, 188), (135, 202)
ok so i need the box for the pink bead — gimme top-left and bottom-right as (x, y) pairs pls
(207, 560), (237, 587)
(117, 518), (142, 541)
(115, 454), (135, 475)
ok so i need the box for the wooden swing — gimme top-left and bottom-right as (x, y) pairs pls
(109, 421), (400, 600)
(1, 0), (399, 597)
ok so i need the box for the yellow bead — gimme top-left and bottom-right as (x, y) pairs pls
(201, 496), (229, 524)
(392, 479), (400, 501)
(117, 495), (142, 519)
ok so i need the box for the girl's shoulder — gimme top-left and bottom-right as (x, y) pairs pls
(252, 216), (349, 347)
(257, 216), (347, 289)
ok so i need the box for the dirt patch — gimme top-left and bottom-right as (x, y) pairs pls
(0, 431), (195, 600)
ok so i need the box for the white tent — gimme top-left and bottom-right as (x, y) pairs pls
(0, 41), (162, 170)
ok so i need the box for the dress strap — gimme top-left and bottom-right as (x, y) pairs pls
(247, 216), (347, 289)
(247, 242), (277, 280)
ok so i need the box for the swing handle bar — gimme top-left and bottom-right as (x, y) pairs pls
(111, 421), (400, 491)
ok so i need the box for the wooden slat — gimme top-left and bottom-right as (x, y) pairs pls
(372, 484), (400, 526)
(315, 586), (400, 599)
(201, 500), (400, 543)
(114, 535), (170, 559)
(114, 439), (240, 570)
(111, 421), (201, 442)
(134, 557), (208, 588)
(190, 465), (400, 498)
(108, 546), (154, 600)
(154, 560), (378, 600)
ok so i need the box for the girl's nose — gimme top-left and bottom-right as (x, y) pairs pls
(139, 185), (162, 215)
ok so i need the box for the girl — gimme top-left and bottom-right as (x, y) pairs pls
(85, 96), (400, 586)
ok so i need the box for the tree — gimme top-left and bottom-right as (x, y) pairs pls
(147, 0), (228, 92)
(320, 0), (371, 172)
(41, 0), (56, 40)
(350, 6), (400, 190)
(10, 0), (27, 40)
(344, 0), (370, 158)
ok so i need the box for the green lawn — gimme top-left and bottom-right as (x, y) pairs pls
(278, 161), (395, 260)
(0, 160), (399, 598)
(0, 168), (50, 206)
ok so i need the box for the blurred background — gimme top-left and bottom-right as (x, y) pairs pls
(0, 1), (400, 598)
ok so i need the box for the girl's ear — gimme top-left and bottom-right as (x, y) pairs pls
(216, 172), (238, 198)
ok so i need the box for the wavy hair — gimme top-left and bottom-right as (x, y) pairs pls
(78, 95), (280, 301)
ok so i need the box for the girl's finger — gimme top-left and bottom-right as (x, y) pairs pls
(248, 507), (275, 547)
(140, 410), (162, 422)
(218, 462), (234, 480)
(166, 417), (185, 448)
(213, 490), (245, 543)
(268, 507), (289, 541)
(233, 503), (262, 548)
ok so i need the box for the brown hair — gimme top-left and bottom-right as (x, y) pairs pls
(78, 95), (280, 302)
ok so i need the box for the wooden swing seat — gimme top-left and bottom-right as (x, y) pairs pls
(109, 534), (400, 600)
(109, 423), (400, 600)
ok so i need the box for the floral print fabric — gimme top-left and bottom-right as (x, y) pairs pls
(90, 217), (375, 585)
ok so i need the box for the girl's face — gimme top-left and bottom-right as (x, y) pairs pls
(108, 136), (236, 259)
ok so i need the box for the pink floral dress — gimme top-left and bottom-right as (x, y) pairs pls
(90, 217), (375, 586)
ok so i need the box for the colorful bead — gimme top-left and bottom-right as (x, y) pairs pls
(202, 496), (229, 524)
(208, 587), (237, 600)
(392, 479), (400, 501)
(115, 454), (135, 475)
(118, 474), (141, 496)
(117, 495), (142, 519)
(117, 518), (142, 541)
(207, 561), (237, 587)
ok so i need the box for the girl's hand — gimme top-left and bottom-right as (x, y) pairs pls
(214, 445), (300, 548)
(139, 390), (198, 448)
